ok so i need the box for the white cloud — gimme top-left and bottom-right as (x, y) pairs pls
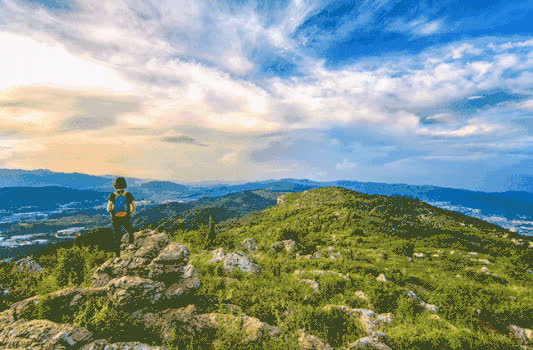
(0, 32), (131, 92)
(387, 17), (444, 37)
(336, 159), (357, 170)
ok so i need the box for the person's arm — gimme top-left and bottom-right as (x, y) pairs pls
(107, 200), (114, 216)
(130, 200), (136, 215)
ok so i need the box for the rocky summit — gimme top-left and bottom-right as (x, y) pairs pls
(0, 230), (201, 349)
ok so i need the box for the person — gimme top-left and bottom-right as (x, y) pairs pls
(107, 177), (136, 257)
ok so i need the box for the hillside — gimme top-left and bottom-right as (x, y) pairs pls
(0, 187), (531, 349)
(133, 189), (279, 232)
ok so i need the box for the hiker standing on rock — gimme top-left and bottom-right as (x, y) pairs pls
(107, 177), (136, 257)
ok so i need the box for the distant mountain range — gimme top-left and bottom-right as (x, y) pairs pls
(0, 169), (531, 235)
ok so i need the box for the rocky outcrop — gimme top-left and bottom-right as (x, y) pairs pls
(139, 304), (280, 345)
(0, 230), (200, 349)
(14, 257), (44, 273)
(0, 314), (93, 349)
(209, 248), (261, 274)
(91, 230), (200, 305)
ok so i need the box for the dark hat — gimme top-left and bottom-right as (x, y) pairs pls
(114, 177), (127, 189)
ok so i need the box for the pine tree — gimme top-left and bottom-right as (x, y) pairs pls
(207, 215), (216, 248)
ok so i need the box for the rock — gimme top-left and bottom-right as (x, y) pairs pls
(467, 252), (478, 256)
(420, 302), (440, 312)
(0, 318), (92, 349)
(413, 253), (424, 258)
(297, 329), (333, 350)
(10, 287), (106, 321)
(165, 263), (201, 300)
(106, 276), (165, 309)
(312, 251), (323, 259)
(271, 240), (298, 252)
(14, 257), (44, 273)
(508, 325), (533, 344)
(480, 266), (490, 274)
(132, 233), (170, 260)
(298, 279), (320, 292)
(404, 290), (439, 312)
(355, 291), (368, 301)
(81, 339), (166, 349)
(241, 238), (257, 251)
(376, 274), (387, 283)
(140, 306), (280, 345)
(222, 252), (261, 274)
(148, 243), (190, 282)
(0, 284), (10, 297)
(349, 334), (391, 349)
(477, 259), (492, 264)
(209, 248), (227, 263)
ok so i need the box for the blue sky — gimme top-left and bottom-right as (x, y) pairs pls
(0, 0), (531, 191)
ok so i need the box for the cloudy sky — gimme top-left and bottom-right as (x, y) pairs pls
(0, 0), (532, 190)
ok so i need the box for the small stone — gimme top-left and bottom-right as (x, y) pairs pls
(298, 279), (320, 292)
(376, 273), (387, 282)
(355, 291), (368, 301)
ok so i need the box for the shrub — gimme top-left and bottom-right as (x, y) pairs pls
(392, 241), (415, 257)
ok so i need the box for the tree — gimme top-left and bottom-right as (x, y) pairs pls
(207, 215), (216, 248)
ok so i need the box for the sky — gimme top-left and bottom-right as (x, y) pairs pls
(0, 0), (532, 191)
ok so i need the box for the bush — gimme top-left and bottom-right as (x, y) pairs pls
(392, 241), (415, 257)
(74, 297), (150, 343)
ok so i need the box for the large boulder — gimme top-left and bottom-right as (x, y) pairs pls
(209, 249), (261, 274)
(508, 324), (532, 345)
(106, 276), (165, 310)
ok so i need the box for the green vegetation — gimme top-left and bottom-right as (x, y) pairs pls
(1, 187), (532, 349)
